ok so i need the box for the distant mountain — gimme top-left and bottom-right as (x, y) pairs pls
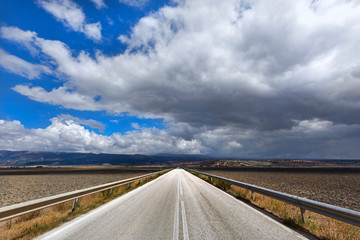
(1, 150), (359, 167)
(0, 150), (212, 166)
(186, 158), (360, 168)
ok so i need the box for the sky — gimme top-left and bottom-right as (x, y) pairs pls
(0, 0), (360, 159)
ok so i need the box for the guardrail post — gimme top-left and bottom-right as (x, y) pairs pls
(127, 183), (130, 189)
(251, 191), (255, 201)
(300, 208), (306, 223)
(7, 218), (12, 228)
(110, 188), (113, 195)
(72, 198), (78, 212)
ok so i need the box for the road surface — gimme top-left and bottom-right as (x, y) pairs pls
(37, 169), (308, 240)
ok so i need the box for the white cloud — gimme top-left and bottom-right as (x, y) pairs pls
(12, 85), (102, 111)
(90, 0), (106, 9)
(37, 0), (102, 40)
(227, 141), (243, 149)
(0, 118), (204, 154)
(131, 122), (141, 130)
(0, 27), (38, 54)
(118, 0), (149, 8)
(57, 114), (105, 132)
(0, 49), (51, 79)
(106, 17), (114, 26)
(293, 119), (333, 133)
(83, 22), (102, 40)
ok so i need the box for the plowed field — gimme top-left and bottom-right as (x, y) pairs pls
(0, 167), (158, 207)
(200, 168), (360, 211)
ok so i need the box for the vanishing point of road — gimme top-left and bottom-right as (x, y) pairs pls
(36, 169), (309, 240)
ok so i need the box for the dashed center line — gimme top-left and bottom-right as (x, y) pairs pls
(181, 201), (189, 240)
(174, 171), (190, 240)
(173, 174), (180, 240)
(180, 178), (183, 196)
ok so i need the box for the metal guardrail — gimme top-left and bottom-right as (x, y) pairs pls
(188, 169), (360, 227)
(0, 169), (169, 222)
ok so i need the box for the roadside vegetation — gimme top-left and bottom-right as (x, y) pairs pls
(190, 171), (360, 240)
(0, 172), (166, 240)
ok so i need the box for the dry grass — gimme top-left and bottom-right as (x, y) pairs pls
(194, 172), (360, 240)
(0, 173), (164, 240)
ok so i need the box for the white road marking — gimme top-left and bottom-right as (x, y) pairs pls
(38, 172), (170, 240)
(173, 174), (180, 240)
(181, 201), (189, 240)
(185, 171), (307, 239)
(37, 169), (308, 240)
(180, 178), (183, 196)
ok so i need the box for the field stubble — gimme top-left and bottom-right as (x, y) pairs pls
(0, 168), (158, 207)
(200, 168), (360, 210)
(195, 168), (360, 240)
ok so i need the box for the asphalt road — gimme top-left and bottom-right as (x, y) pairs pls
(36, 169), (309, 240)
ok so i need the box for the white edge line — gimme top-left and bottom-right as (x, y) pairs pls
(183, 170), (308, 240)
(37, 171), (171, 240)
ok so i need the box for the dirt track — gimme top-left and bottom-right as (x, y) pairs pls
(200, 168), (360, 211)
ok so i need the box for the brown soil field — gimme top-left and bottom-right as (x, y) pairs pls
(199, 168), (360, 211)
(0, 167), (160, 207)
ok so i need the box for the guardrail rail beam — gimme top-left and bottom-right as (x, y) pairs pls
(187, 169), (360, 227)
(0, 169), (169, 222)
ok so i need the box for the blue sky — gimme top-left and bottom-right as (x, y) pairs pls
(0, 0), (167, 135)
(1, 0), (360, 158)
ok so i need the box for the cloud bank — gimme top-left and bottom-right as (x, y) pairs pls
(0, 118), (204, 155)
(0, 117), (359, 158)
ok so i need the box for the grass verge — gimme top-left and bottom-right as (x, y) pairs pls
(0, 171), (167, 240)
(189, 171), (360, 240)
